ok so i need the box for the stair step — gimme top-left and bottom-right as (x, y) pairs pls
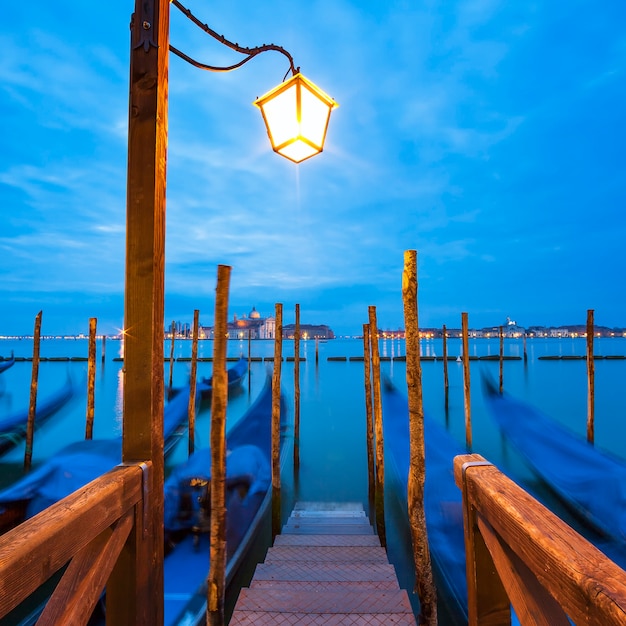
(249, 579), (399, 591)
(282, 523), (374, 535)
(273, 533), (381, 547)
(264, 545), (389, 563)
(233, 588), (414, 614)
(252, 561), (399, 583)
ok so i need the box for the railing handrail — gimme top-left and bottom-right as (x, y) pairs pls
(454, 453), (626, 625)
(0, 462), (149, 621)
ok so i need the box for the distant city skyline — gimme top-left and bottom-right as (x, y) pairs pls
(2, 319), (625, 341)
(2, 2), (625, 338)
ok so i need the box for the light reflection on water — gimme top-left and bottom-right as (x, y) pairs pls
(1, 336), (626, 623)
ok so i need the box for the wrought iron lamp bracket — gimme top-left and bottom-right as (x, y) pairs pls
(170, 0), (298, 79)
(132, 0), (158, 52)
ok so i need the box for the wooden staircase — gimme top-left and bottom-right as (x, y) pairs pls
(230, 501), (417, 625)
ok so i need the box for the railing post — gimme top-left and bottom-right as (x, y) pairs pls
(454, 453), (626, 625)
(454, 454), (510, 626)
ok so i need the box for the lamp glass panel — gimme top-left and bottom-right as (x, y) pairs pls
(300, 86), (332, 149)
(279, 140), (319, 163)
(261, 84), (298, 148)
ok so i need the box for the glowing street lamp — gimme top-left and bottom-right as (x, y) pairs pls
(168, 0), (338, 163)
(254, 73), (339, 163)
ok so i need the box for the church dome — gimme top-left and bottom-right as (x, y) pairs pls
(249, 307), (261, 319)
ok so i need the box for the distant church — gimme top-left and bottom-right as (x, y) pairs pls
(226, 307), (335, 340)
(227, 307), (276, 339)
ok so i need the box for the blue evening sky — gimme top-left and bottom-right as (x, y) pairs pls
(1, 1), (625, 337)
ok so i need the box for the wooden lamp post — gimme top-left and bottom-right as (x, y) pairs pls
(113, 1), (337, 623)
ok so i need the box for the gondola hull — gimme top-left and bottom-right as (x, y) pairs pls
(0, 383), (197, 534)
(482, 373), (626, 543)
(381, 378), (468, 624)
(163, 373), (288, 626)
(0, 374), (76, 457)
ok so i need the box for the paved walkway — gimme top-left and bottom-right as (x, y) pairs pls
(230, 501), (417, 625)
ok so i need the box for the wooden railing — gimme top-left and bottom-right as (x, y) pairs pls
(0, 461), (152, 625)
(455, 453), (626, 625)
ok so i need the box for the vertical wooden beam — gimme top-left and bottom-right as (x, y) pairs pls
(85, 317), (97, 440)
(168, 320), (176, 399)
(456, 455), (511, 626)
(402, 250), (437, 625)
(294, 304), (301, 473)
(108, 2), (170, 623)
(368, 305), (386, 547)
(442, 324), (449, 411)
(523, 333), (528, 363)
(362, 323), (375, 510)
(272, 303), (284, 539)
(499, 325), (504, 394)
(102, 334), (107, 364)
(208, 266), (231, 626)
(24, 310), (42, 473)
(188, 309), (199, 456)
(462, 312), (472, 451)
(587, 309), (595, 444)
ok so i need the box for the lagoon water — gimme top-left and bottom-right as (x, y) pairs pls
(1, 336), (626, 623)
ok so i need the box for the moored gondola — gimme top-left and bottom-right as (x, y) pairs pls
(163, 371), (288, 626)
(482, 372), (626, 543)
(198, 356), (248, 401)
(381, 377), (468, 624)
(0, 352), (15, 375)
(0, 382), (197, 535)
(0, 373), (77, 457)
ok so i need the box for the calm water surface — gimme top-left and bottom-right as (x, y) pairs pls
(1, 336), (625, 623)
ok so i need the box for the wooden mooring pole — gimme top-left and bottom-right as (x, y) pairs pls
(499, 325), (504, 394)
(402, 250), (437, 625)
(461, 312), (472, 451)
(362, 323), (375, 511)
(24, 310), (42, 473)
(272, 303), (284, 539)
(85, 317), (97, 440)
(208, 266), (231, 626)
(442, 324), (449, 412)
(101, 334), (106, 364)
(368, 305), (386, 548)
(587, 309), (595, 444)
(188, 309), (199, 456)
(168, 320), (176, 400)
(247, 329), (251, 395)
(294, 304), (301, 473)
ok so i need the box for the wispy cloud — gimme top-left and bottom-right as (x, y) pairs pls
(1, 0), (625, 334)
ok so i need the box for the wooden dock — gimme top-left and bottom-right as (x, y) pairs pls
(230, 501), (417, 625)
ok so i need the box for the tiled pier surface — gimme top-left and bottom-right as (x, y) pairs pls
(230, 501), (417, 625)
